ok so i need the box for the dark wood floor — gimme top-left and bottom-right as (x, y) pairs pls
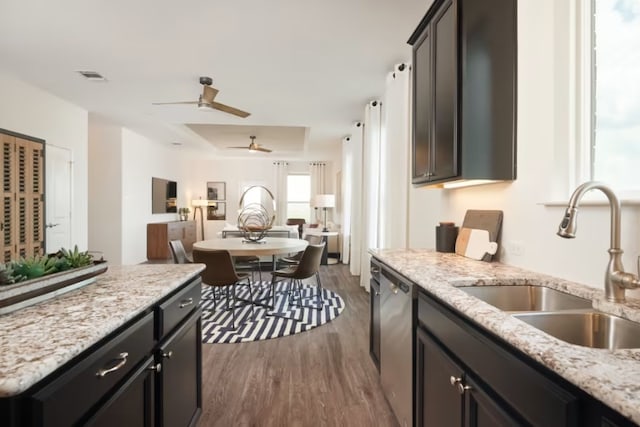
(200, 263), (398, 427)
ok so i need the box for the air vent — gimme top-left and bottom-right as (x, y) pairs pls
(76, 70), (106, 81)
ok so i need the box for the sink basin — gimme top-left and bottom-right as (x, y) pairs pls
(513, 311), (640, 350)
(459, 285), (592, 312)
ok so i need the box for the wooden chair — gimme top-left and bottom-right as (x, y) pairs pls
(169, 240), (192, 264)
(270, 242), (325, 318)
(193, 249), (254, 329)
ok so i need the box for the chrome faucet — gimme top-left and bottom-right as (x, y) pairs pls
(557, 181), (640, 303)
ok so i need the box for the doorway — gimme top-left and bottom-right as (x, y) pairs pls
(45, 144), (72, 253)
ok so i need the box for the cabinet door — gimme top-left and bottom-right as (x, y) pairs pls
(85, 357), (155, 427)
(369, 278), (381, 370)
(157, 309), (202, 427)
(431, 0), (458, 182)
(412, 24), (432, 183)
(416, 327), (463, 427)
(464, 376), (522, 427)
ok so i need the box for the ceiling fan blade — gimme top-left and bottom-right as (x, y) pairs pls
(254, 146), (272, 153)
(227, 146), (249, 149)
(152, 101), (198, 105)
(210, 101), (251, 118)
(202, 85), (219, 103)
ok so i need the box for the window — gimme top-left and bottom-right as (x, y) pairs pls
(589, 0), (640, 194)
(287, 174), (311, 222)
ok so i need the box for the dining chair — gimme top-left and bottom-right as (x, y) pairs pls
(193, 249), (254, 329)
(269, 242), (325, 318)
(286, 218), (306, 239)
(278, 234), (323, 267)
(169, 240), (192, 264)
(233, 255), (262, 283)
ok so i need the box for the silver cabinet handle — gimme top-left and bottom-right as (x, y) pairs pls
(449, 375), (471, 394)
(162, 351), (173, 359)
(148, 363), (162, 373)
(389, 283), (398, 294)
(96, 352), (128, 377)
(179, 298), (193, 308)
(370, 266), (380, 274)
(450, 376), (461, 386)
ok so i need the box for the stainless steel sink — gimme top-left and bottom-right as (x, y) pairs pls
(459, 285), (592, 312)
(512, 311), (640, 350)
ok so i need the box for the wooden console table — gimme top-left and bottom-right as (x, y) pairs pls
(147, 220), (196, 260)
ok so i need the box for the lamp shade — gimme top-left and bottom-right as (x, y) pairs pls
(191, 199), (209, 207)
(314, 194), (335, 208)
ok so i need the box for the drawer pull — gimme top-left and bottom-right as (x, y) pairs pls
(179, 298), (194, 308)
(162, 351), (173, 359)
(96, 352), (129, 377)
(148, 363), (162, 373)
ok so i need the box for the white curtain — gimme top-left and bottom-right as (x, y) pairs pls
(345, 124), (364, 275)
(273, 161), (289, 225)
(379, 63), (411, 248)
(360, 100), (382, 291)
(309, 162), (326, 223)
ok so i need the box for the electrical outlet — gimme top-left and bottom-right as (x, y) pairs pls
(508, 241), (525, 257)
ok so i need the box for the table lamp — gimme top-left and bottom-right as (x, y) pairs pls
(314, 194), (335, 232)
(191, 198), (209, 240)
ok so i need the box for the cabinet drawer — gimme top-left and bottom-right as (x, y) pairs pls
(156, 277), (201, 340)
(418, 291), (579, 427)
(31, 312), (154, 427)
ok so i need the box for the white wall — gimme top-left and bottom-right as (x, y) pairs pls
(407, 0), (640, 292)
(0, 72), (89, 250)
(88, 115), (123, 262)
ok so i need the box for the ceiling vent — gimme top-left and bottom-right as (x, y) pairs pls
(76, 70), (106, 81)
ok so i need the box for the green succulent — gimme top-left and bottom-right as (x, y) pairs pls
(10, 255), (58, 282)
(0, 264), (14, 286)
(58, 245), (93, 269)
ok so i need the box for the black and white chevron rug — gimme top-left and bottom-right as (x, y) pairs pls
(201, 281), (345, 344)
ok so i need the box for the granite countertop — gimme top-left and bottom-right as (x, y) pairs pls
(0, 263), (204, 397)
(371, 248), (640, 425)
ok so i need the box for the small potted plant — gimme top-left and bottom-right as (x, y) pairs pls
(178, 207), (191, 221)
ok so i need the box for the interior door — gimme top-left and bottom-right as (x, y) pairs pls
(45, 144), (72, 252)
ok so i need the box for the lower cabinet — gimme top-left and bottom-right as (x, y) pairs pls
(0, 276), (202, 427)
(156, 309), (202, 427)
(416, 327), (521, 427)
(369, 275), (381, 371)
(415, 289), (640, 427)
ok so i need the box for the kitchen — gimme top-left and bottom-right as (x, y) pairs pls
(1, 0), (640, 426)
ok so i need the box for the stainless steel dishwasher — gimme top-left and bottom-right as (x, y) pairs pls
(380, 267), (416, 427)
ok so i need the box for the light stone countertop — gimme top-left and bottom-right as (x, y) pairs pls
(371, 248), (640, 425)
(0, 263), (204, 397)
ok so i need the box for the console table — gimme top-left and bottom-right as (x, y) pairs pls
(147, 221), (196, 260)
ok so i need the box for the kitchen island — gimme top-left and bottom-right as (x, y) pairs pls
(371, 249), (640, 426)
(0, 263), (205, 426)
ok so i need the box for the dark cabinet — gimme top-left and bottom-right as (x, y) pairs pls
(416, 327), (520, 427)
(1, 276), (202, 427)
(369, 260), (381, 371)
(411, 0), (458, 184)
(409, 0), (517, 186)
(156, 309), (202, 427)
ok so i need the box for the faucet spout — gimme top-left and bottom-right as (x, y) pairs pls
(558, 181), (635, 303)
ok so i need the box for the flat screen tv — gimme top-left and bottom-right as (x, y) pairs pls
(152, 177), (177, 214)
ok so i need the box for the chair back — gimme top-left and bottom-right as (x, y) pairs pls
(169, 240), (191, 264)
(304, 234), (323, 245)
(292, 243), (325, 279)
(286, 218), (306, 238)
(193, 249), (241, 286)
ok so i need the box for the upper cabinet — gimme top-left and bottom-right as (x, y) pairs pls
(409, 0), (517, 186)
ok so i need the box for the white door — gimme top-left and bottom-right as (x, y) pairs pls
(45, 145), (72, 253)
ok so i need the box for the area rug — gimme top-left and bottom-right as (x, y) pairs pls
(201, 281), (345, 344)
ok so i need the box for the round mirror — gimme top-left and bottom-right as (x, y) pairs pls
(237, 186), (276, 242)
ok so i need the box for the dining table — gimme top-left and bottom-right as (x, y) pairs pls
(192, 237), (308, 269)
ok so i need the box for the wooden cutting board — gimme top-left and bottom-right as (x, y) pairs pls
(455, 228), (499, 260)
(461, 210), (503, 261)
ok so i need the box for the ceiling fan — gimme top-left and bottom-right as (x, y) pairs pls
(152, 76), (250, 118)
(228, 136), (272, 153)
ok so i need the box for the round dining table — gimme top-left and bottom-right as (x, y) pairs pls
(193, 237), (308, 257)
